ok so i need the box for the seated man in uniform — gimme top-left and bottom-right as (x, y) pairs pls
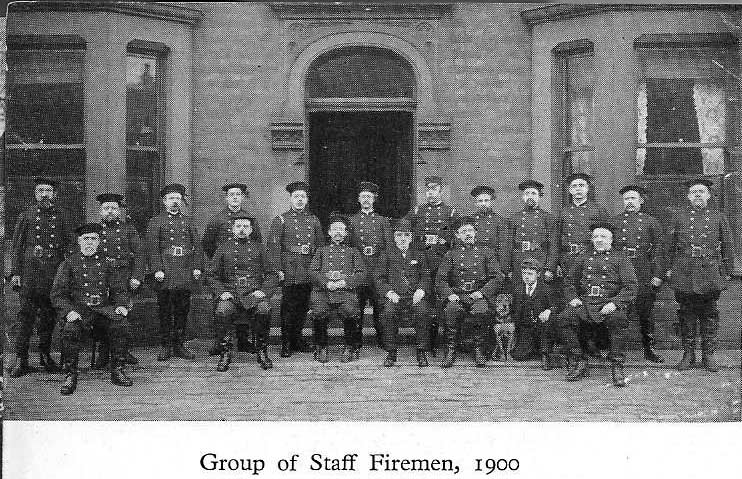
(436, 216), (505, 368)
(51, 223), (132, 395)
(207, 215), (278, 371)
(374, 217), (432, 367)
(308, 214), (367, 363)
(556, 222), (637, 387)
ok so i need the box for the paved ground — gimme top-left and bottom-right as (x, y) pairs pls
(3, 342), (740, 422)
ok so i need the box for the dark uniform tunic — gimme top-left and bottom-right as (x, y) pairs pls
(557, 201), (609, 275)
(207, 237), (278, 342)
(611, 211), (665, 347)
(558, 247), (637, 361)
(145, 211), (204, 341)
(202, 207), (263, 259)
(309, 242), (366, 346)
(666, 204), (734, 347)
(100, 219), (144, 301)
(267, 208), (325, 348)
(51, 251), (129, 365)
(10, 203), (75, 357)
(508, 206), (557, 275)
(436, 244), (504, 347)
(472, 208), (512, 275)
(374, 247), (432, 351)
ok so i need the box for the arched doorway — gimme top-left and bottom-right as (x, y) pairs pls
(305, 46), (415, 225)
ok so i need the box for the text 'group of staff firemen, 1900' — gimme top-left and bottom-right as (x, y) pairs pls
(7, 172), (735, 394)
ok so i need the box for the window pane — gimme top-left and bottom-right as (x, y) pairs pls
(306, 47), (415, 98)
(566, 54), (594, 147)
(6, 50), (84, 144)
(126, 150), (159, 233)
(126, 54), (159, 146)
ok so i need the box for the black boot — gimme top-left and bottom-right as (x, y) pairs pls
(416, 349), (429, 367)
(93, 341), (110, 370)
(9, 356), (36, 378)
(315, 346), (329, 363)
(172, 330), (196, 360)
(429, 323), (438, 358)
(208, 338), (222, 356)
(236, 326), (256, 353)
(541, 353), (552, 371)
(111, 357), (133, 387)
(702, 339), (719, 372)
(124, 351), (139, 365)
(643, 336), (664, 363)
(156, 337), (172, 361)
(566, 356), (589, 381)
(39, 351), (60, 373)
(340, 346), (353, 363)
(60, 360), (78, 395)
(474, 346), (487, 368)
(441, 326), (457, 368)
(383, 349), (397, 367)
(611, 360), (627, 387)
(352, 346), (361, 361)
(676, 338), (696, 371)
(256, 348), (272, 370)
(280, 340), (292, 358)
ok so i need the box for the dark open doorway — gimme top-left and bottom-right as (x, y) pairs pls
(308, 111), (413, 226)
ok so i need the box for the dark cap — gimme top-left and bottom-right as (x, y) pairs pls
(590, 221), (616, 235)
(34, 177), (58, 188)
(222, 183), (248, 194)
(565, 172), (592, 184)
(424, 176), (443, 187)
(286, 181), (309, 194)
(519, 180), (544, 191)
(232, 215), (255, 224)
(390, 217), (413, 232)
(619, 185), (648, 196)
(520, 257), (543, 271)
(683, 177), (714, 189)
(453, 215), (477, 231)
(470, 185), (495, 198)
(160, 183), (186, 198)
(359, 181), (379, 194)
(96, 193), (124, 205)
(75, 223), (103, 236)
(328, 213), (349, 228)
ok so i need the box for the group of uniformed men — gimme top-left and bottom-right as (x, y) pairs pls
(6, 172), (735, 394)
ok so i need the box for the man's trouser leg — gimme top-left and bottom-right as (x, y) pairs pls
(604, 311), (628, 386)
(357, 284), (380, 348)
(14, 291), (54, 361)
(107, 314), (133, 386)
(338, 294), (361, 361)
(156, 289), (174, 347)
(60, 316), (86, 394)
(511, 321), (537, 361)
(214, 299), (236, 350)
(441, 300), (464, 367)
(171, 289), (194, 359)
(635, 285), (661, 360)
(380, 301), (400, 353)
(281, 284), (311, 352)
(252, 301), (273, 369)
(700, 291), (721, 371)
(676, 293), (699, 370)
(309, 292), (329, 361)
(468, 299), (490, 366)
(556, 307), (588, 379)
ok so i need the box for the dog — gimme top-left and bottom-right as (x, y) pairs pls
(488, 293), (515, 361)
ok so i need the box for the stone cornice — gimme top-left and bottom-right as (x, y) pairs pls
(8, 1), (204, 25)
(270, 2), (452, 20)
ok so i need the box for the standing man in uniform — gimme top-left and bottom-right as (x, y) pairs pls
(407, 176), (457, 355)
(51, 223), (133, 395)
(207, 215), (277, 371)
(9, 177), (75, 377)
(436, 216), (504, 368)
(556, 222), (637, 386)
(667, 178), (734, 372)
(91, 193), (143, 369)
(375, 217), (432, 367)
(308, 214), (366, 363)
(612, 185), (666, 363)
(349, 181), (392, 349)
(202, 182), (263, 355)
(146, 183), (203, 361)
(470, 185), (511, 280)
(268, 181), (325, 358)
(508, 180), (557, 282)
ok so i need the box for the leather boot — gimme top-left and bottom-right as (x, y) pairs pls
(676, 339), (696, 371)
(256, 348), (272, 370)
(216, 336), (232, 372)
(124, 351), (139, 365)
(611, 360), (627, 387)
(156, 338), (172, 361)
(541, 353), (552, 371)
(236, 326), (256, 353)
(352, 346), (361, 361)
(280, 341), (292, 358)
(9, 356), (36, 378)
(315, 347), (329, 363)
(643, 336), (663, 363)
(208, 338), (222, 356)
(60, 359), (78, 395)
(566, 356), (589, 381)
(441, 326), (457, 368)
(93, 342), (110, 370)
(416, 349), (428, 367)
(701, 339), (719, 372)
(474, 346), (487, 368)
(172, 330), (196, 360)
(39, 352), (60, 373)
(340, 346), (353, 363)
(383, 349), (397, 367)
(111, 357), (133, 387)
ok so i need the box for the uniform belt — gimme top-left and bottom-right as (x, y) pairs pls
(325, 270), (347, 281)
(235, 276), (254, 288)
(622, 246), (649, 259)
(585, 286), (611, 298)
(681, 245), (718, 258)
(85, 294), (103, 307)
(563, 243), (585, 254)
(164, 246), (186, 256)
(361, 245), (379, 256)
(32, 245), (57, 259)
(421, 234), (443, 246)
(520, 240), (543, 252)
(286, 244), (313, 255)
(456, 280), (481, 292)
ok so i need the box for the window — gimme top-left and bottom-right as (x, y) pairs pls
(554, 41), (595, 180)
(126, 41), (167, 232)
(5, 36), (86, 231)
(635, 35), (739, 177)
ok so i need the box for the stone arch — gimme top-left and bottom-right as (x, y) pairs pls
(286, 32), (435, 117)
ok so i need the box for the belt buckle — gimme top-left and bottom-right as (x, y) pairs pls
(328, 270), (342, 281)
(691, 246), (702, 258)
(569, 243), (580, 254)
(87, 294), (102, 306)
(363, 245), (374, 256)
(521, 240), (531, 252)
(424, 234), (439, 245)
(589, 286), (601, 297)
(237, 276), (248, 287)
(33, 245), (44, 258)
(172, 246), (184, 256)
(462, 281), (475, 292)
(300, 244), (311, 255)
(624, 247), (637, 259)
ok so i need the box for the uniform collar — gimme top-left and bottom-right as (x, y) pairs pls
(571, 199), (588, 208)
(225, 206), (246, 215)
(360, 209), (375, 216)
(166, 210), (182, 218)
(102, 219), (121, 226)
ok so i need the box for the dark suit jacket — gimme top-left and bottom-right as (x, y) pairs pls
(511, 280), (561, 326)
(374, 247), (431, 298)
